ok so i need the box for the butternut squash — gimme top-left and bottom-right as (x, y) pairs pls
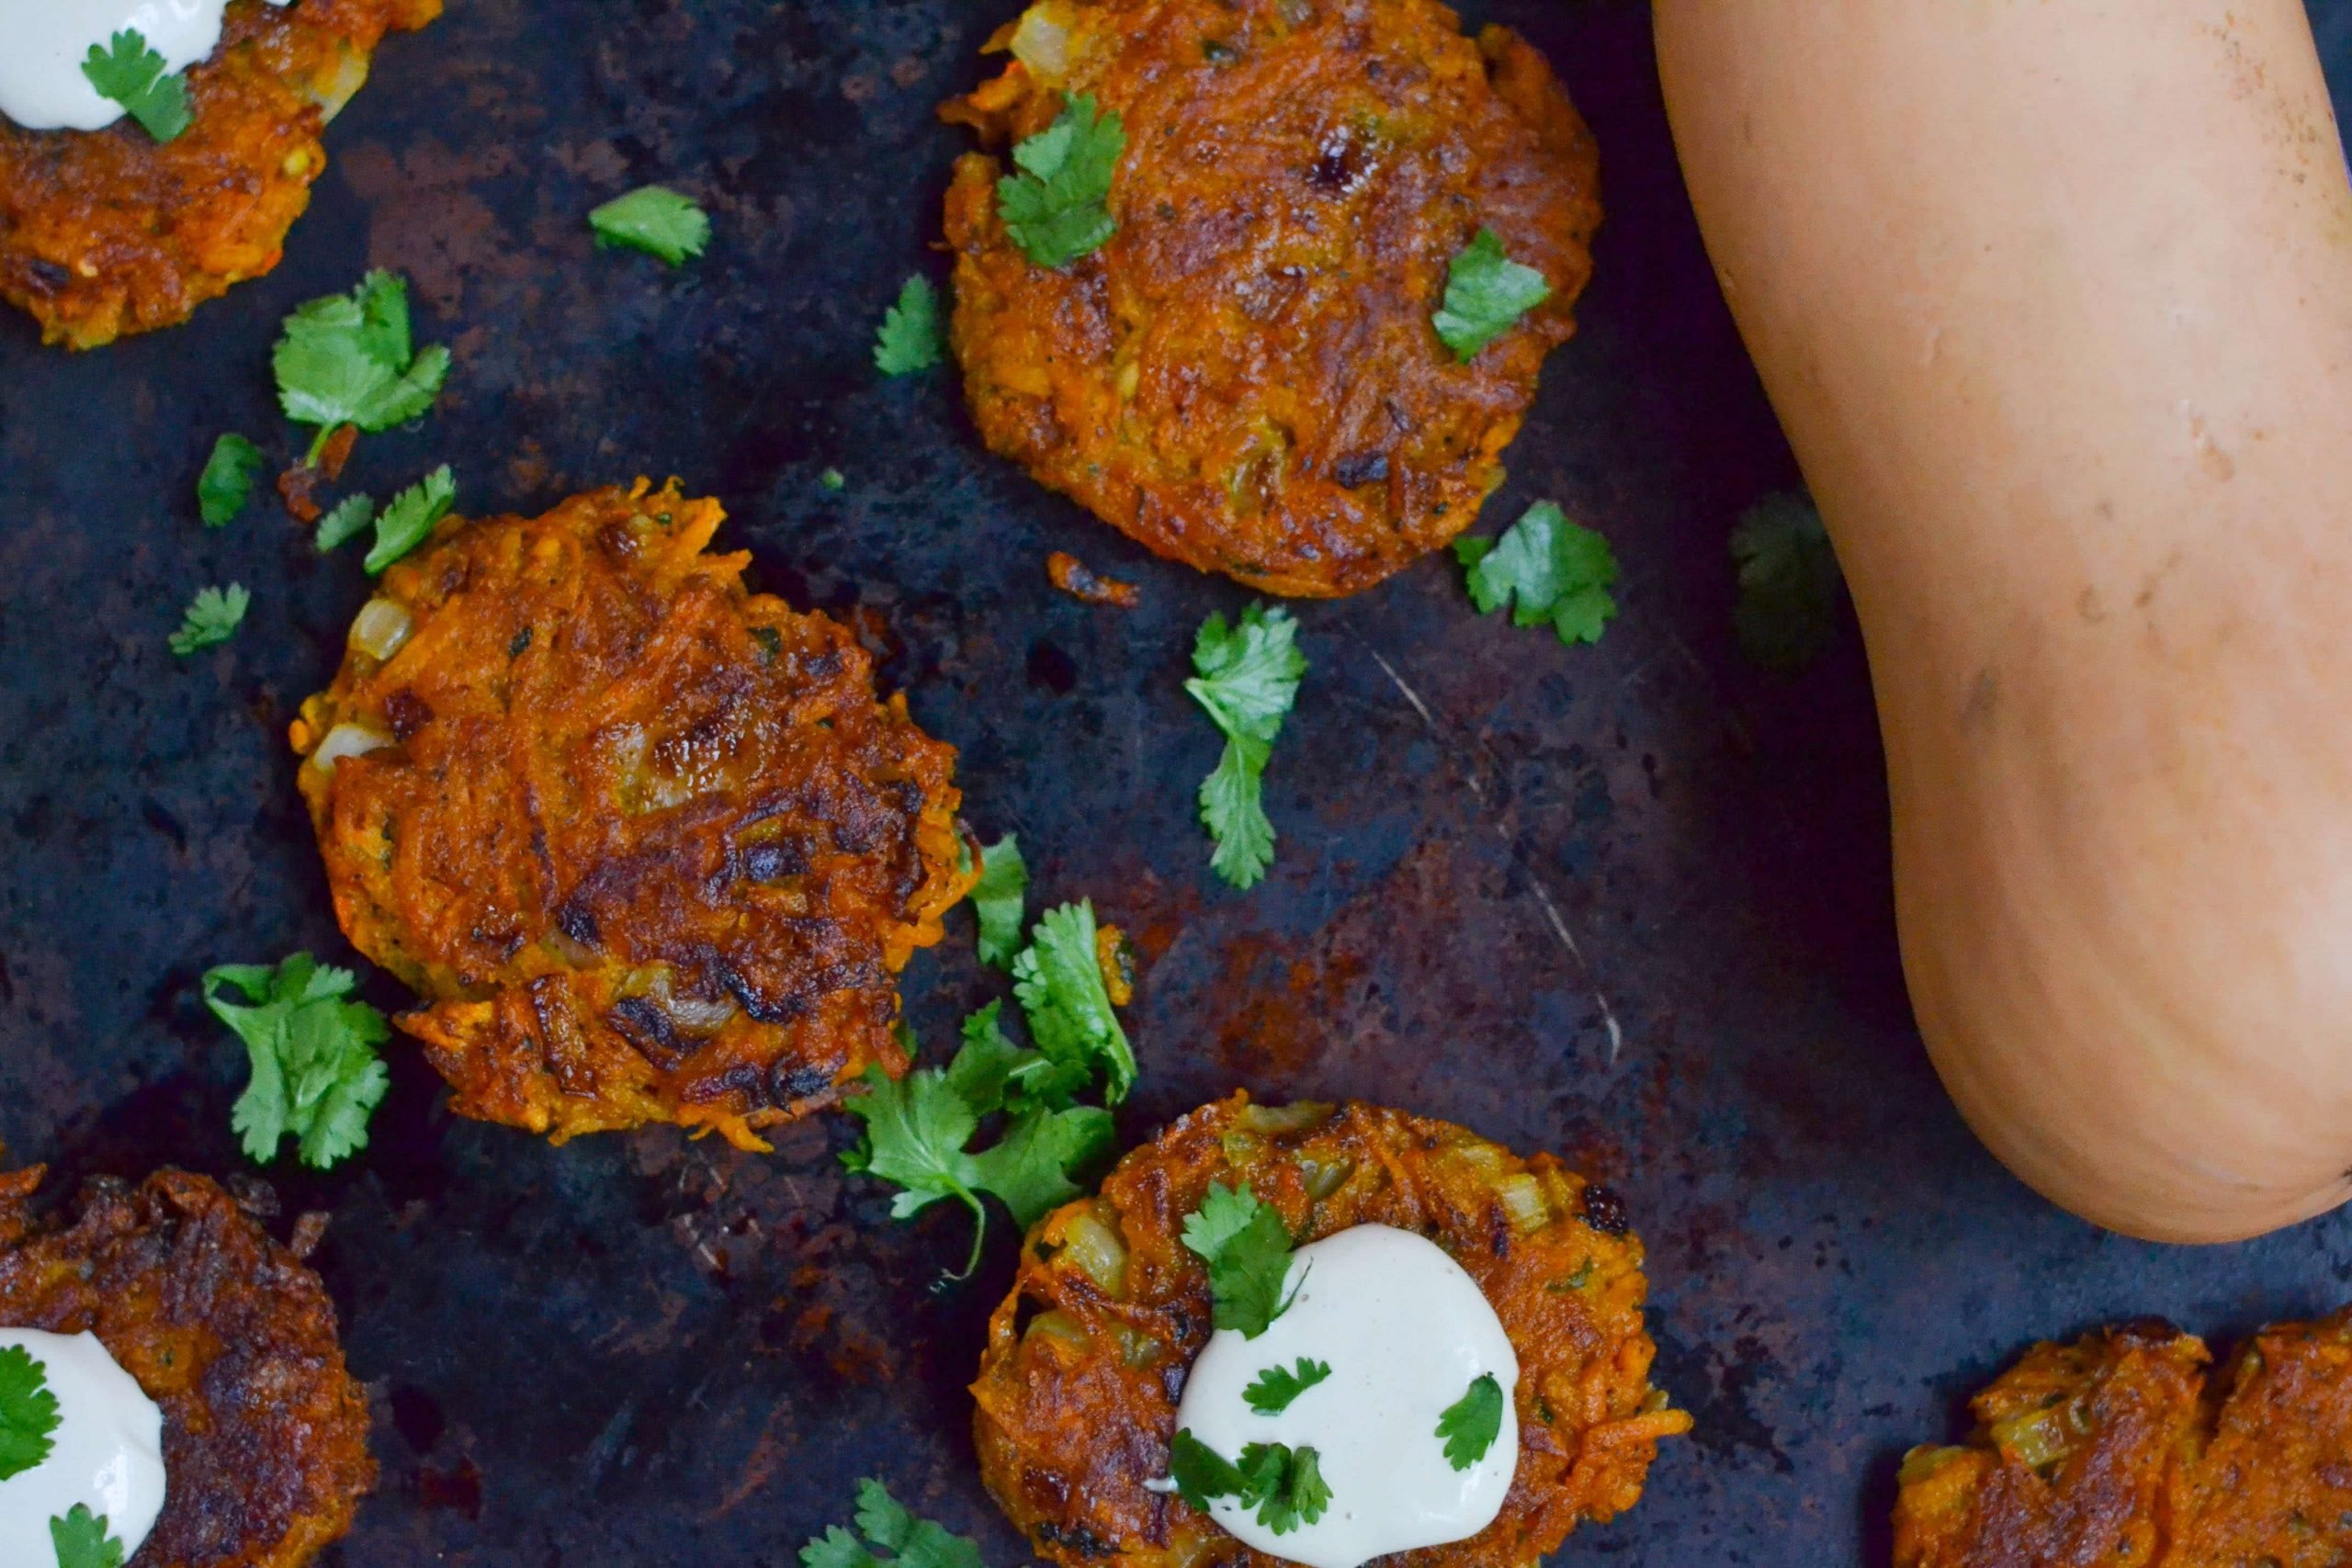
(1656, 1), (2352, 1241)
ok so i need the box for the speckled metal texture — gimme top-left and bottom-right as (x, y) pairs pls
(3, 5), (2349, 1565)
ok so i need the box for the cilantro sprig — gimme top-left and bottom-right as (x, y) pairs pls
(1732, 492), (1842, 671)
(799, 1479), (987, 1568)
(315, 492), (377, 553)
(1243, 1357), (1330, 1416)
(969, 834), (1028, 969)
(273, 271), (450, 463)
(1435, 1372), (1505, 1470)
(1011, 901), (1136, 1100)
(82, 29), (190, 142)
(50, 1504), (127, 1568)
(0, 1344), (61, 1481)
(1432, 228), (1550, 361)
(875, 276), (946, 376)
(168, 583), (248, 656)
(590, 185), (711, 267)
(1186, 604), (1307, 891)
(197, 434), (264, 527)
(202, 954), (391, 1170)
(1455, 501), (1619, 647)
(1169, 1431), (1332, 1536)
(363, 465), (457, 576)
(999, 95), (1125, 269)
(1181, 1181), (1299, 1338)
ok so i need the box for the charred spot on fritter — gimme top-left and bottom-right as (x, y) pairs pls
(942, 0), (1601, 599)
(970, 1095), (1690, 1568)
(1893, 1309), (2352, 1568)
(288, 479), (977, 1150)
(0, 1167), (376, 1568)
(0, 0), (440, 349)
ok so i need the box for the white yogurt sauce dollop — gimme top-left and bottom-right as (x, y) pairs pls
(0, 0), (260, 132)
(1173, 1225), (1519, 1568)
(0, 1329), (167, 1562)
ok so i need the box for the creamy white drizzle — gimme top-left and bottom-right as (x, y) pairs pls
(0, 1329), (167, 1563)
(1173, 1225), (1519, 1568)
(0, 0), (277, 132)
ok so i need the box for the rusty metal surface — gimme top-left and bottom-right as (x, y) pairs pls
(2, 4), (2349, 1565)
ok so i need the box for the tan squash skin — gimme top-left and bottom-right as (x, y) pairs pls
(1657, 2), (2352, 1241)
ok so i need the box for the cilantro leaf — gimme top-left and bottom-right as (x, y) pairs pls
(202, 954), (391, 1170)
(364, 465), (457, 576)
(969, 835), (1028, 969)
(1731, 492), (1843, 671)
(998, 95), (1125, 269)
(875, 275), (946, 376)
(801, 1481), (986, 1568)
(1185, 604), (1306, 890)
(51, 1504), (127, 1568)
(1432, 228), (1550, 361)
(168, 583), (249, 656)
(1170, 1428), (1253, 1511)
(82, 30), (189, 142)
(590, 185), (711, 267)
(1435, 1372), (1505, 1470)
(0, 1344), (61, 1481)
(1243, 1357), (1331, 1416)
(1241, 1443), (1331, 1535)
(197, 434), (264, 527)
(273, 271), (450, 460)
(1012, 901), (1136, 1102)
(1454, 501), (1619, 647)
(314, 491), (377, 553)
(1180, 1181), (1298, 1338)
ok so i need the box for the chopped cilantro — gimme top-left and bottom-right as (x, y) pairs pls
(1169, 1432), (1329, 1535)
(197, 434), (264, 527)
(202, 954), (391, 1170)
(1732, 492), (1842, 671)
(82, 29), (189, 142)
(799, 1479), (987, 1568)
(363, 465), (456, 576)
(875, 275), (945, 375)
(1012, 901), (1136, 1101)
(273, 271), (451, 463)
(1432, 228), (1551, 361)
(590, 185), (711, 267)
(1185, 604), (1306, 890)
(1454, 501), (1619, 647)
(1243, 1357), (1331, 1415)
(50, 1504), (126, 1568)
(168, 583), (249, 656)
(314, 491), (377, 553)
(821, 468), (847, 492)
(1435, 1372), (1505, 1470)
(998, 95), (1125, 269)
(1180, 1181), (1298, 1338)
(970, 835), (1028, 969)
(0, 1344), (61, 1481)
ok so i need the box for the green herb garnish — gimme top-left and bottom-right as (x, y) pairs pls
(1169, 1431), (1331, 1535)
(970, 834), (1028, 968)
(1435, 1372), (1505, 1470)
(168, 583), (249, 656)
(1012, 901), (1135, 1101)
(998, 95), (1125, 269)
(202, 954), (391, 1170)
(197, 434), (264, 527)
(798, 1478), (988, 1568)
(1455, 501), (1619, 647)
(314, 492), (377, 553)
(50, 1504), (126, 1568)
(1432, 227), (1550, 360)
(82, 29), (189, 142)
(0, 1344), (61, 1481)
(589, 185), (711, 267)
(273, 271), (450, 463)
(1181, 1181), (1298, 1338)
(1243, 1357), (1331, 1415)
(875, 275), (946, 375)
(363, 465), (456, 576)
(1185, 604), (1306, 891)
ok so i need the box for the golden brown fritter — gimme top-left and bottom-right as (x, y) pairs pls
(972, 1096), (1690, 1568)
(943, 0), (1602, 599)
(288, 480), (977, 1149)
(1894, 1311), (2352, 1568)
(0, 0), (439, 349)
(0, 1167), (375, 1568)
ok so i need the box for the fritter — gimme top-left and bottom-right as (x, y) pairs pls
(1894, 1311), (2352, 1568)
(0, 0), (439, 349)
(0, 1167), (375, 1568)
(943, 0), (1602, 599)
(288, 479), (977, 1149)
(972, 1095), (1690, 1568)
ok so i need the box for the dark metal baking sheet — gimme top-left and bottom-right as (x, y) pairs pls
(4, 4), (2349, 1563)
